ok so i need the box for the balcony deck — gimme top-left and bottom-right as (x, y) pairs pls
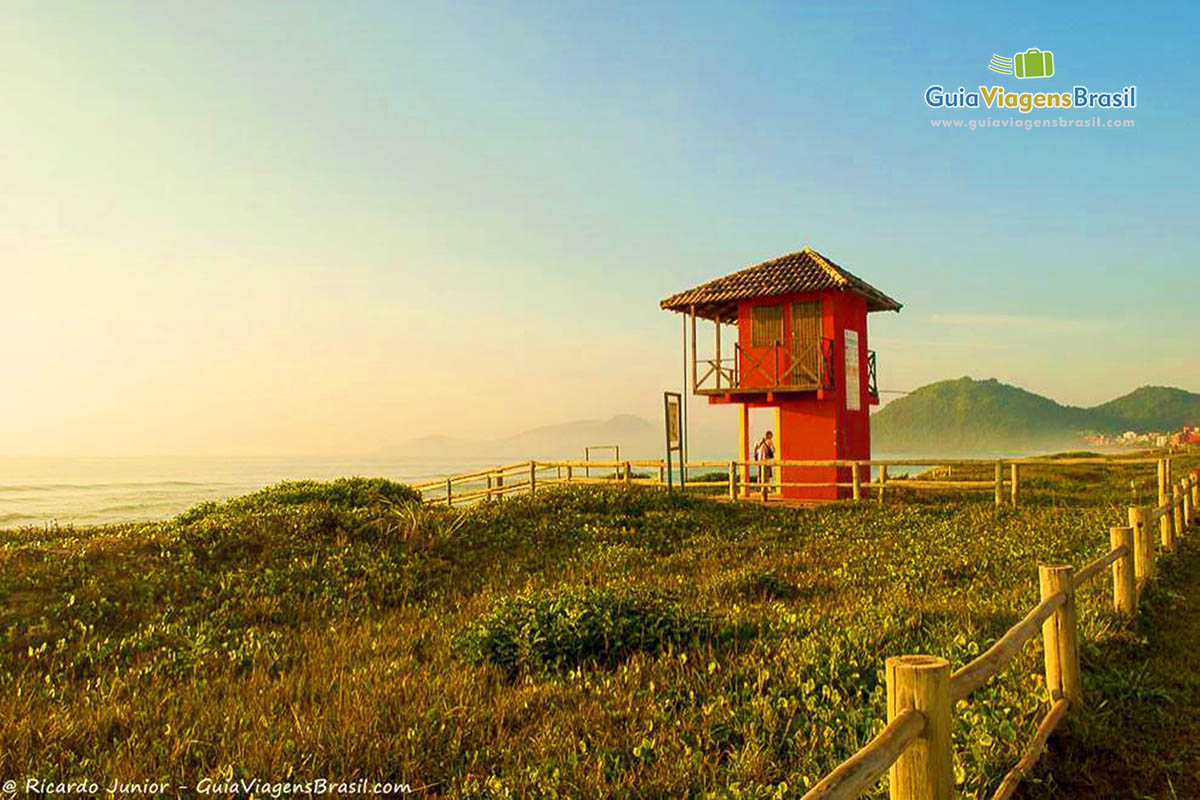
(692, 340), (878, 400)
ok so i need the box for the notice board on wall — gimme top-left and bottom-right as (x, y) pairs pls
(844, 329), (860, 411)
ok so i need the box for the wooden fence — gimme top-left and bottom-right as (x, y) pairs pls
(410, 455), (1164, 508)
(410, 453), (1200, 796)
(408, 459), (668, 506)
(801, 464), (1200, 800)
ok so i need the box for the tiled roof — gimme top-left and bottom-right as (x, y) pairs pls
(660, 247), (902, 320)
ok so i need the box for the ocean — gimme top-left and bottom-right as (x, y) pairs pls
(0, 455), (507, 529)
(0, 450), (1039, 529)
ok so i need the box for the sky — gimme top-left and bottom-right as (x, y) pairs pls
(2, 1), (1198, 456)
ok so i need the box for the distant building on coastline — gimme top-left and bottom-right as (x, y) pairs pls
(1083, 426), (1200, 448)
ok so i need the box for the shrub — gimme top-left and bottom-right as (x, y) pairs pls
(174, 477), (420, 524)
(454, 586), (717, 674)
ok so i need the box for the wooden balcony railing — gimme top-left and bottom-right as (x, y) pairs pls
(694, 338), (835, 396)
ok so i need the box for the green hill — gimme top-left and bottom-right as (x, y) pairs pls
(872, 378), (1200, 453)
(1091, 386), (1200, 433)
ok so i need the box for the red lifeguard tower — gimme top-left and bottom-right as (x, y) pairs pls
(660, 246), (901, 500)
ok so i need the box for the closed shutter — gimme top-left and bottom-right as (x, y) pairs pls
(789, 301), (822, 385)
(751, 304), (783, 347)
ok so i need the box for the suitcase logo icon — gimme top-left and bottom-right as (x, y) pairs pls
(988, 48), (1055, 79)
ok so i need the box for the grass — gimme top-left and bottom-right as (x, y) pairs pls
(0, 458), (1196, 797)
(1016, 532), (1200, 799)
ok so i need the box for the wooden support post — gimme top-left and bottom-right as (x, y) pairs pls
(773, 407), (782, 495)
(994, 461), (1004, 507)
(446, 478), (453, 507)
(738, 403), (751, 499)
(1039, 564), (1082, 707)
(714, 314), (721, 390)
(486, 474), (494, 501)
(1110, 526), (1137, 617)
(623, 461), (632, 487)
(566, 465), (573, 482)
(495, 472), (504, 501)
(886, 655), (953, 800)
(529, 461), (537, 497)
(879, 464), (888, 504)
(690, 305), (698, 393)
(1010, 463), (1021, 507)
(728, 460), (737, 500)
(852, 462), (862, 502)
(1129, 506), (1154, 587)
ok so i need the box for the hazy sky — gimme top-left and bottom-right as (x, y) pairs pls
(3, 1), (1198, 456)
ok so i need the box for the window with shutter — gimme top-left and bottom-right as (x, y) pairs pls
(751, 304), (783, 348)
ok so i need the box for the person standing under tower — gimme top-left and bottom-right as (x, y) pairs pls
(753, 430), (776, 497)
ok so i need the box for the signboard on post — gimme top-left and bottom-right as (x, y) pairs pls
(844, 329), (861, 411)
(663, 391), (685, 490)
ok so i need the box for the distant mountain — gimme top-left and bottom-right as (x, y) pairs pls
(382, 382), (1200, 462)
(379, 414), (732, 461)
(1091, 386), (1200, 433)
(872, 378), (1200, 453)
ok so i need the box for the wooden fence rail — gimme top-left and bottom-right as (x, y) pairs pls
(408, 452), (1198, 796)
(798, 466), (1199, 800)
(414, 454), (1172, 508)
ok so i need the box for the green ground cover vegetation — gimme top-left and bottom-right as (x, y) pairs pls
(1, 455), (1196, 797)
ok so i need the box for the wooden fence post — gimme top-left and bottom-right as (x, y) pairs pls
(486, 474), (494, 501)
(994, 461), (1004, 507)
(1039, 564), (1082, 707)
(879, 464), (888, 504)
(1010, 463), (1021, 507)
(529, 460), (537, 497)
(1161, 460), (1174, 551)
(1128, 506), (1154, 586)
(566, 465), (573, 483)
(1185, 470), (1195, 525)
(852, 462), (862, 502)
(1185, 474), (1195, 525)
(728, 461), (737, 501)
(495, 472), (504, 500)
(446, 478), (453, 507)
(1178, 479), (1189, 532)
(623, 461), (632, 487)
(1110, 526), (1137, 617)
(1168, 485), (1181, 550)
(886, 655), (953, 800)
